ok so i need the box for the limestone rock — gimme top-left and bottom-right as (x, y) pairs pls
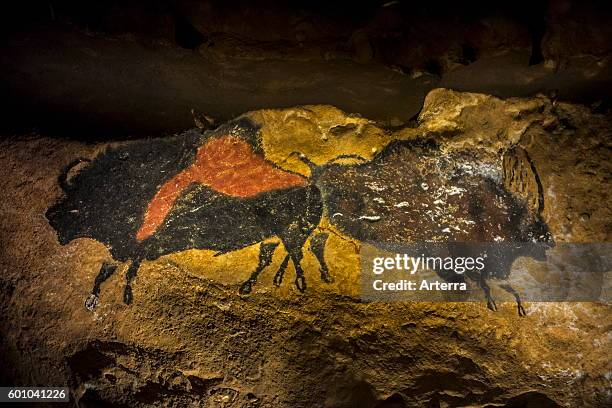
(0, 89), (610, 407)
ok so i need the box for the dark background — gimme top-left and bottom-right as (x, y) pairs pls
(1, 0), (611, 139)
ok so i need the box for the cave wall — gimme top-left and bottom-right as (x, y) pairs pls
(0, 1), (611, 407)
(1, 90), (611, 407)
(1, 0), (612, 138)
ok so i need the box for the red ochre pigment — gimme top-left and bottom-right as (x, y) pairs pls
(136, 135), (307, 241)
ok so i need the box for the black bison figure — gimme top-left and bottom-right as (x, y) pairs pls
(47, 117), (553, 315)
(46, 118), (333, 310)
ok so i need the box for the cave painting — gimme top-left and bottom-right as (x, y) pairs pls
(136, 135), (307, 241)
(46, 118), (553, 315)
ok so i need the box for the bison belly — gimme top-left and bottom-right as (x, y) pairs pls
(142, 185), (318, 259)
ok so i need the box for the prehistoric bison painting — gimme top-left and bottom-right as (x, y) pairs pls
(46, 117), (552, 314)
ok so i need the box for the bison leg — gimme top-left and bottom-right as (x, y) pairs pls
(85, 262), (118, 311)
(478, 277), (497, 312)
(286, 246), (307, 292)
(239, 242), (279, 295)
(273, 254), (291, 286)
(123, 259), (141, 305)
(310, 232), (332, 283)
(499, 283), (527, 317)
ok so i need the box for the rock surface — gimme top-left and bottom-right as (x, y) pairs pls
(0, 89), (610, 407)
(3, 1), (612, 138)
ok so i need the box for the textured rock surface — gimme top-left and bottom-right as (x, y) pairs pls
(0, 89), (610, 407)
(3, 1), (612, 138)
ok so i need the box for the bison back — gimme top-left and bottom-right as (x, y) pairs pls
(319, 140), (550, 246)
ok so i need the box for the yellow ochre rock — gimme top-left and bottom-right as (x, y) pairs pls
(0, 89), (609, 407)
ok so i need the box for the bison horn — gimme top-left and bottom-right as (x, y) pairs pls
(59, 158), (90, 191)
(289, 151), (317, 172)
(327, 154), (368, 164)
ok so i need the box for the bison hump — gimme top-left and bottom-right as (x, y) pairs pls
(136, 135), (307, 241)
(192, 135), (307, 197)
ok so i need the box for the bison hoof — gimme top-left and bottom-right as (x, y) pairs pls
(239, 281), (253, 295)
(320, 269), (333, 283)
(295, 276), (307, 292)
(518, 304), (527, 317)
(123, 285), (133, 305)
(85, 294), (99, 311)
(486, 299), (497, 312)
(273, 271), (284, 286)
